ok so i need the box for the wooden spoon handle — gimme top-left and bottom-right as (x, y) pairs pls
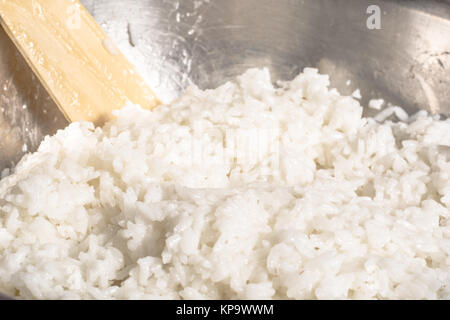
(0, 0), (160, 126)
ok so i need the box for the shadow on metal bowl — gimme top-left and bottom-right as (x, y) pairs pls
(0, 0), (449, 299)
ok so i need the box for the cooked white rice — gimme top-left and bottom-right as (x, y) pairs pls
(368, 99), (385, 110)
(0, 68), (449, 299)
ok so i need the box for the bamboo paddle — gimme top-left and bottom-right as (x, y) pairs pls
(0, 0), (160, 126)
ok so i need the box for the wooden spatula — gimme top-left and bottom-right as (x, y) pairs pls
(0, 0), (160, 126)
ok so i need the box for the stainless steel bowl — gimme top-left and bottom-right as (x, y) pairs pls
(1, 0), (450, 172)
(0, 0), (449, 300)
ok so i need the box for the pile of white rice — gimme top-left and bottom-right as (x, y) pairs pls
(0, 68), (449, 299)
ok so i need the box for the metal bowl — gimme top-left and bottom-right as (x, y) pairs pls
(1, 0), (450, 172)
(0, 0), (449, 300)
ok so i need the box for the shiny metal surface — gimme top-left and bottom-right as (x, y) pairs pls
(1, 0), (450, 173)
(0, 292), (11, 300)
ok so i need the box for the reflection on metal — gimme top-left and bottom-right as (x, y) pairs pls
(1, 0), (449, 172)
